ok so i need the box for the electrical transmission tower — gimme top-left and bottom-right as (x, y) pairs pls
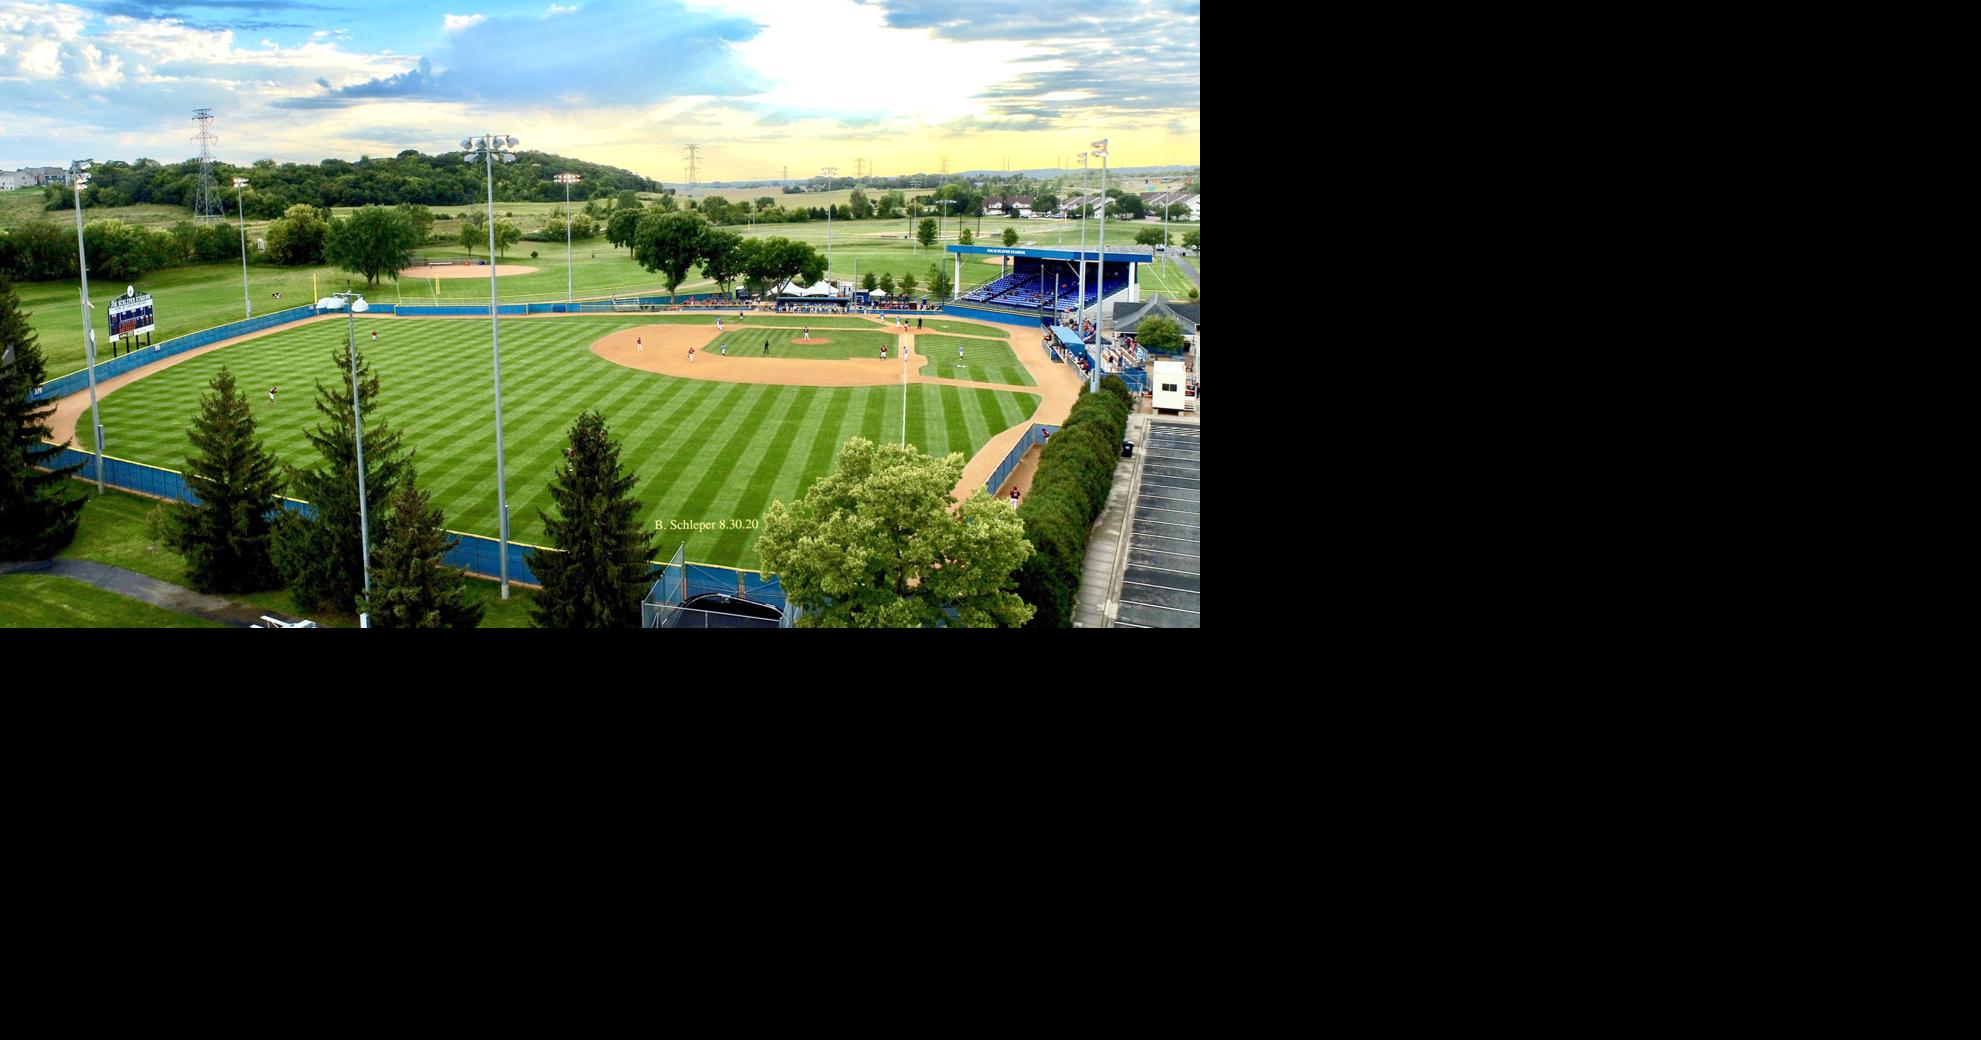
(855, 158), (867, 179)
(683, 144), (700, 198)
(192, 108), (221, 222)
(940, 156), (949, 177)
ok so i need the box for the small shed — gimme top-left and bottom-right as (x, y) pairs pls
(1152, 359), (1188, 412)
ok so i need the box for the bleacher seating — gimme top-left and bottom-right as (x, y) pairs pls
(964, 271), (1026, 303)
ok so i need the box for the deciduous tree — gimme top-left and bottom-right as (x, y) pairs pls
(326, 206), (420, 286)
(632, 210), (708, 301)
(757, 438), (1033, 628)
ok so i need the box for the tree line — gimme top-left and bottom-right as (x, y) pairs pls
(39, 150), (659, 219)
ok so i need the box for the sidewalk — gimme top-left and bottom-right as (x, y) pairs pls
(0, 559), (277, 628)
(1071, 414), (1150, 627)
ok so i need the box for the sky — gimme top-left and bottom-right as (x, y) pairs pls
(0, 0), (1199, 181)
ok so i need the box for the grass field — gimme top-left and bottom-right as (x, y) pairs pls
(37, 483), (538, 627)
(0, 573), (230, 628)
(9, 199), (1197, 376)
(91, 315), (1038, 570)
(914, 336), (1036, 387)
(706, 327), (898, 361)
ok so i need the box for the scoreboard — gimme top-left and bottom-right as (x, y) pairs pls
(108, 293), (155, 340)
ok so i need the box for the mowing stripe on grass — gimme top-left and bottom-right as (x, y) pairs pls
(788, 386), (857, 505)
(705, 385), (818, 564)
(86, 315), (1041, 568)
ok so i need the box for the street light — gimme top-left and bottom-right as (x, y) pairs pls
(314, 291), (374, 628)
(233, 177), (251, 319)
(931, 199), (957, 301)
(1090, 138), (1109, 394)
(463, 133), (518, 598)
(70, 160), (103, 494)
(554, 173), (581, 306)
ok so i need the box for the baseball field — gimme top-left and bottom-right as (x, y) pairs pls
(71, 311), (1050, 572)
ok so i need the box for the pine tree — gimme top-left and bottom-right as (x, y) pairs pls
(166, 365), (284, 592)
(0, 275), (85, 560)
(527, 410), (657, 628)
(270, 341), (410, 613)
(359, 467), (483, 628)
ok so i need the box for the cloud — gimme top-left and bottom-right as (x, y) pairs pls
(273, 56), (439, 107)
(443, 13), (485, 32)
(544, 3), (577, 15)
(322, 1), (764, 107)
(315, 75), (330, 87)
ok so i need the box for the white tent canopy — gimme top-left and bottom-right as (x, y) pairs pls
(778, 278), (840, 297)
(870, 289), (889, 297)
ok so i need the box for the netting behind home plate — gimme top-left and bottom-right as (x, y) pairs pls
(642, 544), (795, 629)
(642, 544), (689, 628)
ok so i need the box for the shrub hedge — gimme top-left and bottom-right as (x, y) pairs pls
(1014, 377), (1135, 626)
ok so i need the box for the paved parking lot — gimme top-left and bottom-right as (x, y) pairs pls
(1114, 423), (1199, 628)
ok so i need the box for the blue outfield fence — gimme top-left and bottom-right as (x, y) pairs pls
(984, 423), (1060, 497)
(32, 305), (322, 402)
(36, 443), (785, 599)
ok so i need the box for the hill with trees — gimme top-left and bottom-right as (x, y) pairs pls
(39, 150), (660, 220)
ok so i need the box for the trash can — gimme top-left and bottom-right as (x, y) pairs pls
(1121, 440), (1135, 459)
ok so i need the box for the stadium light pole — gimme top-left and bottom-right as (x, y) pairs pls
(555, 173), (581, 306)
(464, 133), (518, 598)
(820, 166), (837, 278)
(233, 177), (252, 319)
(1091, 139), (1109, 393)
(69, 160), (104, 494)
(315, 291), (374, 626)
(1075, 152), (1089, 331)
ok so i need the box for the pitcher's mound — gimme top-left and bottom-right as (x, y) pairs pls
(412, 264), (539, 279)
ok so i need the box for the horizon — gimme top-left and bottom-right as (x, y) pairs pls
(0, 0), (1200, 180)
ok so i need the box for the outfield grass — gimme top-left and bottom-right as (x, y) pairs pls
(14, 246), (708, 379)
(900, 318), (1017, 336)
(914, 336), (1035, 387)
(0, 573), (228, 628)
(92, 315), (1038, 570)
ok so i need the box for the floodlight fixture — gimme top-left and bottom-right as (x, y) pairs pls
(463, 130), (519, 596)
(326, 291), (375, 625)
(71, 159), (103, 492)
(232, 177), (249, 188)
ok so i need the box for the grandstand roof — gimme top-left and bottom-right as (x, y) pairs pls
(1110, 295), (1201, 333)
(945, 244), (1153, 263)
